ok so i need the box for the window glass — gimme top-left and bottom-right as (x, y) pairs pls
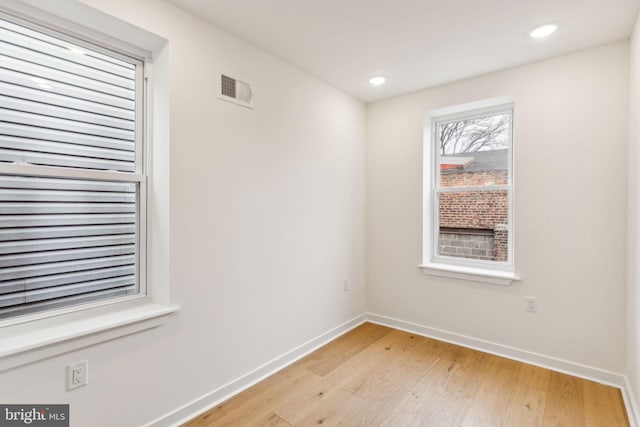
(432, 108), (512, 266)
(0, 15), (143, 320)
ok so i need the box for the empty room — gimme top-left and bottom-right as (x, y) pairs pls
(1, 0), (640, 426)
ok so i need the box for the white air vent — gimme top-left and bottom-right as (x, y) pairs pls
(217, 74), (254, 108)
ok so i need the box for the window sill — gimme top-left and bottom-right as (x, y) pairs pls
(419, 262), (521, 286)
(0, 299), (179, 373)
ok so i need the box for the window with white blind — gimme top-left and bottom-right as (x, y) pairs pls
(0, 15), (146, 320)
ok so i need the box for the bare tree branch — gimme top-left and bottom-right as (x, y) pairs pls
(440, 115), (508, 155)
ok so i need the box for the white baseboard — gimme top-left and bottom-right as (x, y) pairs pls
(366, 312), (637, 427)
(144, 313), (367, 427)
(623, 375), (640, 427)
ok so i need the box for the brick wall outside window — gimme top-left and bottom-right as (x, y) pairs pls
(438, 169), (508, 262)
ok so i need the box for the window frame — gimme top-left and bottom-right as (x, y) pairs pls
(0, 11), (148, 324)
(0, 1), (176, 372)
(420, 97), (520, 285)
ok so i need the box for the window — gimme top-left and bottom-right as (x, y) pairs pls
(422, 98), (517, 285)
(0, 15), (146, 319)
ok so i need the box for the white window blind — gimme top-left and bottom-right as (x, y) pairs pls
(0, 15), (144, 320)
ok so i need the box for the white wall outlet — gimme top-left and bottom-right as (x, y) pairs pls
(67, 360), (88, 390)
(343, 278), (349, 292)
(525, 296), (537, 313)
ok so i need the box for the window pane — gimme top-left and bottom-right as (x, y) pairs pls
(438, 113), (510, 188)
(0, 175), (139, 319)
(437, 190), (509, 262)
(0, 16), (142, 320)
(0, 17), (137, 173)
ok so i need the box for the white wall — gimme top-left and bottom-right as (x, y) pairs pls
(628, 13), (640, 413)
(0, 1), (367, 426)
(367, 42), (629, 373)
(0, 1), (635, 424)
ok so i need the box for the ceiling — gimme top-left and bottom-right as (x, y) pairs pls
(168, 0), (640, 103)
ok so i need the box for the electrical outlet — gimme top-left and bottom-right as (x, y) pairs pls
(343, 278), (349, 292)
(525, 296), (537, 313)
(67, 360), (88, 390)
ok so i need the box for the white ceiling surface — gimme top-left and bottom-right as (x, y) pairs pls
(168, 0), (640, 103)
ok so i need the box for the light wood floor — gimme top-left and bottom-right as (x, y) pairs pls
(183, 322), (629, 427)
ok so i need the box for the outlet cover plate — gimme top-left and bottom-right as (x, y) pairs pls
(67, 360), (88, 390)
(525, 296), (537, 313)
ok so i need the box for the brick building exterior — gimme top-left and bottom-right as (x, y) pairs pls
(438, 150), (509, 262)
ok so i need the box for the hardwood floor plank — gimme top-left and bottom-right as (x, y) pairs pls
(181, 370), (293, 427)
(459, 356), (521, 427)
(182, 323), (629, 427)
(252, 412), (292, 427)
(542, 371), (586, 427)
(501, 363), (551, 427)
(380, 357), (457, 426)
(343, 331), (426, 397)
(583, 379), (629, 427)
(276, 329), (419, 424)
(290, 388), (367, 426)
(339, 350), (425, 425)
(382, 348), (492, 427)
(185, 368), (321, 427)
(317, 329), (414, 388)
(299, 322), (393, 377)
(270, 368), (340, 424)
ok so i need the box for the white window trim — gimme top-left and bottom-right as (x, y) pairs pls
(0, 0), (177, 372)
(420, 262), (520, 286)
(419, 96), (520, 286)
(0, 299), (176, 372)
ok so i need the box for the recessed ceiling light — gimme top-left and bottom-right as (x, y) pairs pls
(529, 24), (558, 39)
(369, 76), (386, 86)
